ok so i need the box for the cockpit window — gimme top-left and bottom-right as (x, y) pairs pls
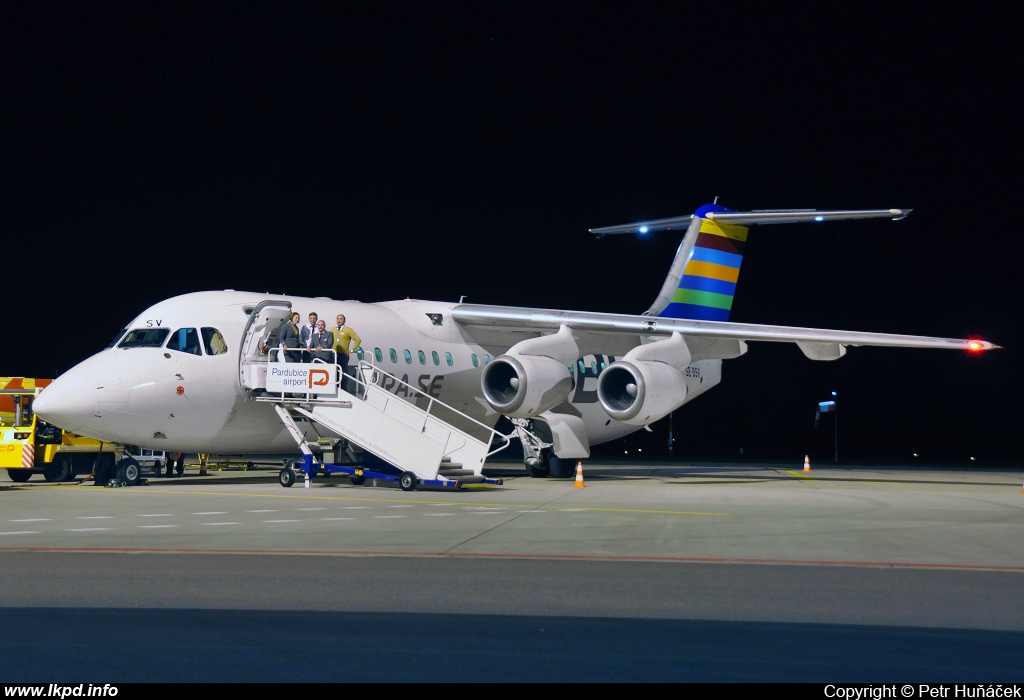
(107, 328), (129, 349)
(166, 328), (202, 355)
(201, 327), (228, 356)
(118, 328), (170, 349)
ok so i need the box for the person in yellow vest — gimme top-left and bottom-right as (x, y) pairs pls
(333, 314), (362, 392)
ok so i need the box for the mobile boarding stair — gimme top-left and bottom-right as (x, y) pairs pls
(256, 358), (510, 490)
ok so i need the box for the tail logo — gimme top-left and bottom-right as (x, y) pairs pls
(661, 217), (748, 321)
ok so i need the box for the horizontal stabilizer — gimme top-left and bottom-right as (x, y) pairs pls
(590, 208), (911, 235)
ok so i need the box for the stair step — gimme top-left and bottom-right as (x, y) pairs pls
(442, 474), (486, 484)
(438, 468), (473, 477)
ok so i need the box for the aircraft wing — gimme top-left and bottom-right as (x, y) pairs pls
(451, 304), (996, 359)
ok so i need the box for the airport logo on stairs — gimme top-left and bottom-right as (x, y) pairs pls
(267, 365), (338, 395)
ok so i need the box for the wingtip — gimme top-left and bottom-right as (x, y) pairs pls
(966, 339), (1000, 352)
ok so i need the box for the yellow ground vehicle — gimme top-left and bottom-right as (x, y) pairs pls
(1, 377), (167, 484)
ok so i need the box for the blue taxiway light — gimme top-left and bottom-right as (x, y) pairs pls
(814, 215), (824, 222)
(638, 225), (649, 234)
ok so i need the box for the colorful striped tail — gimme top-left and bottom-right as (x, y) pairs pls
(658, 205), (748, 321)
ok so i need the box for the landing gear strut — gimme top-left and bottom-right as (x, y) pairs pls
(512, 418), (573, 477)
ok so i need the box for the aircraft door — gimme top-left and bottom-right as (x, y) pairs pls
(238, 300), (293, 389)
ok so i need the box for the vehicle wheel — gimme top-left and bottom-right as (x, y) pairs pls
(115, 457), (142, 486)
(7, 469), (32, 483)
(349, 474), (365, 486)
(399, 472), (417, 492)
(44, 457), (72, 483)
(279, 468), (296, 488)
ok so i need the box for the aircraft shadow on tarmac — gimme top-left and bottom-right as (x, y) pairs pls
(1, 607), (1021, 683)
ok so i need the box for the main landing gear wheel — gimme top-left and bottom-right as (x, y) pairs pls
(94, 454), (115, 484)
(529, 449), (569, 478)
(7, 469), (31, 483)
(279, 468), (296, 488)
(399, 472), (418, 492)
(350, 474), (366, 486)
(115, 457), (142, 486)
(548, 455), (572, 478)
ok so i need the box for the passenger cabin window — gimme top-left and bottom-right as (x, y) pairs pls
(471, 353), (479, 368)
(201, 328), (228, 355)
(590, 361), (597, 374)
(389, 348), (398, 363)
(403, 349), (412, 364)
(118, 328), (170, 349)
(418, 350), (426, 365)
(483, 354), (490, 364)
(166, 328), (202, 355)
(445, 352), (453, 366)
(356, 347), (364, 361)
(432, 351), (440, 366)
(374, 348), (383, 363)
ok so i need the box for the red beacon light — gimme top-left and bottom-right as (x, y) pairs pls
(966, 339), (987, 354)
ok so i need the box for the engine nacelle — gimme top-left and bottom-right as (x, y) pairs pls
(480, 354), (573, 418)
(597, 360), (688, 426)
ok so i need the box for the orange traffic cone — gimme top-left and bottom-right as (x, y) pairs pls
(574, 461), (586, 488)
(803, 455), (811, 472)
(199, 453), (208, 477)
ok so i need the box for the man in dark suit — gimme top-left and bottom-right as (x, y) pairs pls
(299, 312), (318, 363)
(311, 320), (335, 363)
(278, 312), (302, 362)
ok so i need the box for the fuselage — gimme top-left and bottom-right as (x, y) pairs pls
(34, 291), (721, 454)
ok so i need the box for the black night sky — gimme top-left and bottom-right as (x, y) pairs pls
(2, 5), (1019, 465)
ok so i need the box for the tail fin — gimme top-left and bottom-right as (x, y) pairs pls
(657, 204), (747, 321)
(590, 205), (911, 321)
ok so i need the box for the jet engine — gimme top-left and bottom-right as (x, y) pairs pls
(597, 332), (691, 426)
(480, 325), (578, 418)
(481, 354), (573, 418)
(597, 360), (687, 425)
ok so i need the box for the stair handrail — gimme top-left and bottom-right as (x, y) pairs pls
(352, 359), (512, 457)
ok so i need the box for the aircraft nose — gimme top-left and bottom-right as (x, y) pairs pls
(34, 375), (96, 433)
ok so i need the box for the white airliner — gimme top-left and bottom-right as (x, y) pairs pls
(34, 204), (994, 483)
